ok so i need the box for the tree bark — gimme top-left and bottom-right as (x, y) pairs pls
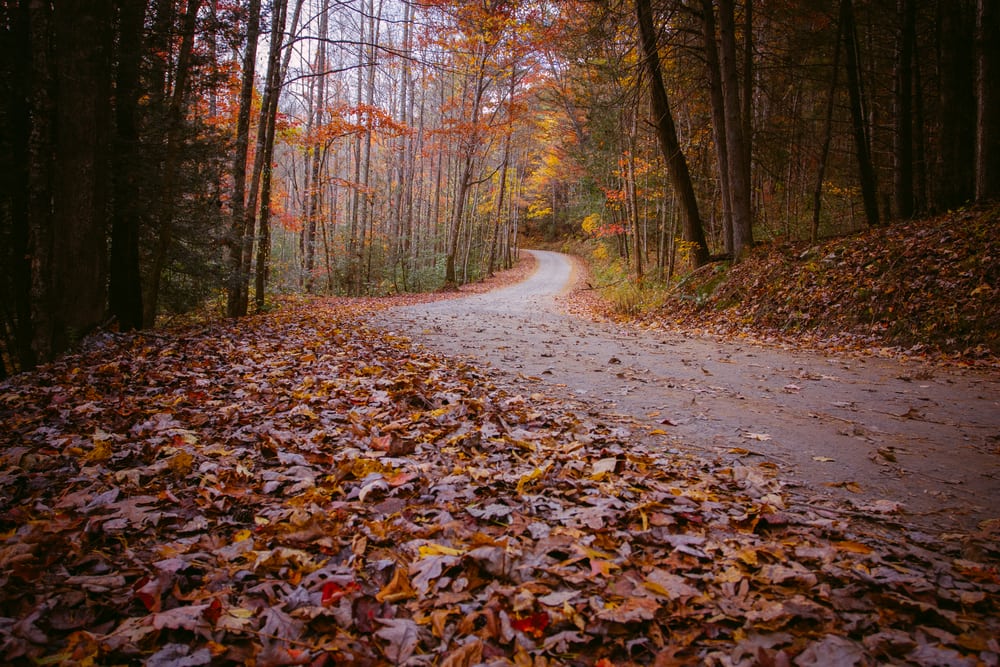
(893, 0), (915, 219)
(109, 0), (146, 331)
(976, 0), (1000, 200)
(304, 0), (328, 293)
(635, 0), (709, 268)
(145, 0), (201, 327)
(718, 0), (753, 257)
(701, 0), (733, 256)
(49, 0), (114, 353)
(812, 11), (843, 243)
(256, 0), (305, 312)
(242, 0), (290, 312)
(4, 1), (37, 371)
(226, 0), (261, 317)
(840, 0), (880, 227)
(936, 0), (975, 209)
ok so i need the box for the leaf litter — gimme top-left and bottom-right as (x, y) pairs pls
(1, 301), (998, 666)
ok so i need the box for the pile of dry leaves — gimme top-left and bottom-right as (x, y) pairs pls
(1, 302), (998, 665)
(575, 205), (1000, 365)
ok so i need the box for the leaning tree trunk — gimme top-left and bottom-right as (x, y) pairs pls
(635, 0), (710, 268)
(812, 11), (843, 242)
(841, 0), (880, 227)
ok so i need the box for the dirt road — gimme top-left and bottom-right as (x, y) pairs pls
(374, 250), (1000, 533)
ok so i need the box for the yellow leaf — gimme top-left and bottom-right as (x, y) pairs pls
(168, 451), (194, 475)
(834, 540), (873, 554)
(85, 439), (113, 462)
(576, 544), (616, 561)
(736, 547), (759, 566)
(376, 567), (417, 603)
(812, 456), (836, 463)
(516, 466), (547, 495)
(419, 544), (464, 558)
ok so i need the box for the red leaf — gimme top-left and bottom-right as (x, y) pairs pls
(511, 611), (549, 638)
(202, 598), (223, 625)
(321, 581), (360, 606)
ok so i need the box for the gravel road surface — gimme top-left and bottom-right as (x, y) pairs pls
(374, 250), (1000, 533)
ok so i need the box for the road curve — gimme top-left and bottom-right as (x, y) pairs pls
(375, 250), (1000, 533)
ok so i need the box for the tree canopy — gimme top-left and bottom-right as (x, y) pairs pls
(2, 0), (997, 374)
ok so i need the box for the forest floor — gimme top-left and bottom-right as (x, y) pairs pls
(1, 215), (999, 664)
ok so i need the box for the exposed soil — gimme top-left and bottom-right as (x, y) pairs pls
(374, 250), (1000, 536)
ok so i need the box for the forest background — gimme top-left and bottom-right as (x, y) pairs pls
(1, 0), (998, 377)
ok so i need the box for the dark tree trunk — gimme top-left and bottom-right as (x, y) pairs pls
(109, 0), (146, 331)
(701, 0), (733, 256)
(145, 0), (201, 327)
(226, 0), (261, 317)
(718, 0), (753, 257)
(304, 0), (328, 294)
(256, 0), (304, 312)
(240, 0), (287, 313)
(25, 0), (55, 363)
(49, 0), (114, 353)
(976, 0), (1000, 200)
(635, 0), (710, 268)
(936, 0), (975, 209)
(3, 2), (38, 371)
(812, 11), (843, 243)
(894, 0), (915, 219)
(841, 0), (880, 227)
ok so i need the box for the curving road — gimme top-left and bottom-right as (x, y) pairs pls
(375, 250), (1000, 533)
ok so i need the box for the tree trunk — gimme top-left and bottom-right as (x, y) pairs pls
(145, 0), (201, 327)
(109, 0), (146, 331)
(304, 0), (328, 294)
(701, 0), (733, 256)
(936, 0), (976, 209)
(244, 0), (291, 311)
(893, 0), (915, 219)
(49, 0), (113, 353)
(812, 11), (843, 243)
(226, 0), (261, 317)
(25, 0), (56, 362)
(976, 0), (1000, 200)
(4, 1), (37, 371)
(841, 0), (880, 227)
(445, 48), (488, 287)
(256, 0), (304, 311)
(718, 0), (753, 257)
(635, 0), (710, 268)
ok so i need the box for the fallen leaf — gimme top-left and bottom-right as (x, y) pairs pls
(375, 618), (420, 663)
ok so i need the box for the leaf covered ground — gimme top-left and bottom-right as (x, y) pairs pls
(585, 205), (1000, 364)
(2, 299), (999, 666)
